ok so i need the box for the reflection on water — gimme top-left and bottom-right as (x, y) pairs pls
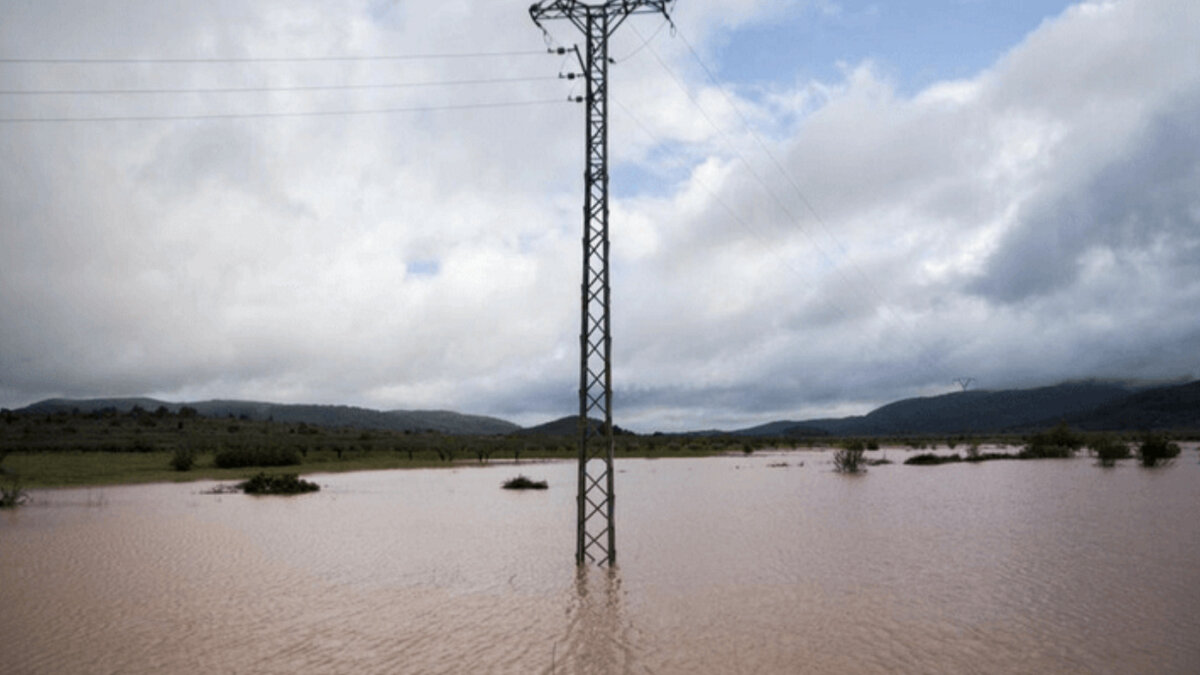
(2, 450), (1199, 673)
(550, 567), (637, 675)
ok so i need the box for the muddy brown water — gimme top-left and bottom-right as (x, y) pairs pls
(3, 448), (1199, 674)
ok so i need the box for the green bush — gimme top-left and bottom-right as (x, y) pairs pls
(1020, 422), (1084, 459)
(1, 477), (28, 508)
(502, 475), (548, 490)
(905, 453), (962, 466)
(1090, 436), (1131, 467)
(833, 446), (865, 473)
(239, 472), (319, 495)
(213, 445), (300, 469)
(1137, 433), (1181, 467)
(169, 448), (196, 472)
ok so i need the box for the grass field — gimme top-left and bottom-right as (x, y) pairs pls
(4, 407), (1170, 489)
(0, 407), (807, 488)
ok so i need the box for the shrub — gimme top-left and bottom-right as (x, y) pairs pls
(1137, 433), (1181, 467)
(213, 445), (300, 469)
(169, 448), (196, 472)
(1090, 436), (1131, 467)
(1, 477), (28, 508)
(905, 453), (962, 466)
(833, 445), (865, 473)
(502, 475), (548, 490)
(239, 472), (319, 495)
(1020, 422), (1084, 459)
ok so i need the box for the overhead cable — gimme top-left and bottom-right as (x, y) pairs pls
(0, 75), (560, 96)
(0, 50), (548, 65)
(0, 97), (569, 124)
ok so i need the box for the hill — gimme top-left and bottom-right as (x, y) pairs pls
(1062, 380), (1200, 431)
(517, 415), (635, 436)
(16, 398), (519, 435)
(734, 380), (1198, 437)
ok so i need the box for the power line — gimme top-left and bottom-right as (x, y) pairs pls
(0, 75), (559, 96)
(665, 24), (941, 375)
(612, 17), (670, 63)
(0, 50), (548, 65)
(0, 97), (569, 124)
(612, 96), (854, 328)
(624, 22), (945, 378)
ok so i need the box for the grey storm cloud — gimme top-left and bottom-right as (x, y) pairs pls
(2, 0), (1199, 431)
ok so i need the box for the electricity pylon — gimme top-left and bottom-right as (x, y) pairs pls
(530, 0), (675, 566)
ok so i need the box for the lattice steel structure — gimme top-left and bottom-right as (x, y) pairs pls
(530, 0), (675, 566)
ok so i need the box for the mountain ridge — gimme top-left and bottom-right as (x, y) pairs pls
(16, 397), (519, 436)
(14, 377), (1199, 437)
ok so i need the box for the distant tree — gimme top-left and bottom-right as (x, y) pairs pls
(1021, 422), (1084, 459)
(1137, 433), (1181, 467)
(834, 440), (866, 473)
(1090, 436), (1130, 467)
(178, 406), (198, 419)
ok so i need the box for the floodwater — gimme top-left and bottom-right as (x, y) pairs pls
(3, 448), (1199, 674)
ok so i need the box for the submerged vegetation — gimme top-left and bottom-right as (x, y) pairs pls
(833, 440), (866, 473)
(0, 448), (28, 508)
(1020, 422), (1085, 459)
(1, 477), (29, 508)
(1137, 433), (1181, 467)
(238, 472), (319, 495)
(1091, 436), (1131, 467)
(502, 475), (548, 490)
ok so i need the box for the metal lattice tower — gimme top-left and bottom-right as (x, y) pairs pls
(530, 0), (675, 566)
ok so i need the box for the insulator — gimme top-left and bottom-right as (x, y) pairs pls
(556, 47), (568, 55)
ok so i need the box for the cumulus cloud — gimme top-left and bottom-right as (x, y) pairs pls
(1, 0), (1198, 431)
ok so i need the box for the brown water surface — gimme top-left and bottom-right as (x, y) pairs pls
(3, 449), (1199, 673)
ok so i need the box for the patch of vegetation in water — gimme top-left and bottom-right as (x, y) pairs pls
(502, 475), (548, 490)
(1137, 433), (1181, 467)
(1, 478), (29, 508)
(1018, 422), (1085, 459)
(1090, 436), (1132, 467)
(238, 472), (319, 495)
(905, 453), (963, 466)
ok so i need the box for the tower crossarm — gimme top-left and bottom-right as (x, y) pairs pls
(530, 1), (674, 37)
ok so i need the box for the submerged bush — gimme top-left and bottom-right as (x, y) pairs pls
(1, 478), (29, 508)
(833, 445), (865, 473)
(213, 445), (300, 469)
(1020, 423), (1085, 459)
(1137, 433), (1181, 468)
(238, 472), (319, 495)
(1091, 436), (1131, 467)
(502, 475), (548, 490)
(905, 453), (962, 466)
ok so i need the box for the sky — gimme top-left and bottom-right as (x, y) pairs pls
(1, 0), (1198, 432)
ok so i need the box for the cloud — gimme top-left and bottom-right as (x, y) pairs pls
(1, 0), (1198, 432)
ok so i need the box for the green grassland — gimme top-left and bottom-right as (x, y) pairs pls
(0, 407), (818, 488)
(3, 407), (1178, 489)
